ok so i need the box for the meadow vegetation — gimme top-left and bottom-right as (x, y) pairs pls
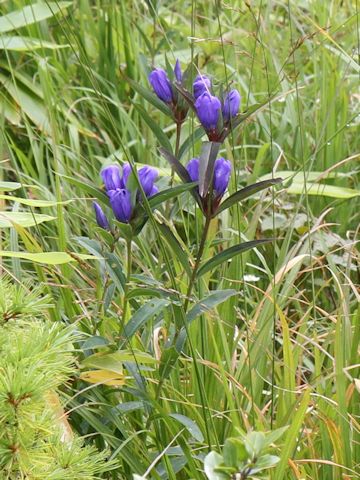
(0, 1), (359, 479)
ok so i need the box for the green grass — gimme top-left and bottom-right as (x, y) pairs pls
(0, 0), (359, 479)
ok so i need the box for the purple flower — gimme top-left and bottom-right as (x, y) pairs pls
(174, 59), (182, 82)
(186, 157), (200, 182)
(138, 166), (159, 197)
(148, 68), (173, 103)
(213, 158), (231, 196)
(101, 165), (123, 192)
(93, 202), (110, 230)
(109, 189), (132, 223)
(222, 89), (241, 122)
(193, 75), (211, 99)
(195, 92), (221, 131)
(186, 157), (231, 199)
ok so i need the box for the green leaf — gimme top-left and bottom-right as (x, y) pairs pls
(121, 298), (170, 344)
(158, 147), (202, 207)
(133, 103), (173, 152)
(82, 350), (157, 374)
(199, 142), (221, 197)
(60, 174), (109, 205)
(0, 36), (69, 51)
(0, 194), (72, 207)
(287, 182), (359, 199)
(245, 432), (266, 458)
(186, 290), (237, 323)
(0, 211), (55, 227)
(204, 452), (227, 480)
(0, 181), (21, 192)
(148, 182), (197, 209)
(216, 178), (283, 216)
(0, 2), (72, 34)
(169, 413), (204, 442)
(0, 71), (51, 133)
(197, 239), (273, 278)
(157, 223), (192, 277)
(126, 77), (173, 118)
(251, 454), (280, 473)
(223, 438), (248, 468)
(0, 251), (99, 265)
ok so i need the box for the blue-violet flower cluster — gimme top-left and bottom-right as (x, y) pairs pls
(93, 163), (158, 228)
(192, 74), (241, 141)
(186, 157), (231, 214)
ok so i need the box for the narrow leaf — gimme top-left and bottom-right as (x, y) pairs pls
(157, 223), (192, 277)
(197, 239), (273, 278)
(133, 103), (173, 152)
(121, 299), (169, 344)
(216, 178), (283, 215)
(199, 142), (221, 198)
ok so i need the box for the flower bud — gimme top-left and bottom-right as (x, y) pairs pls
(195, 92), (221, 131)
(93, 202), (110, 230)
(174, 59), (182, 82)
(186, 157), (200, 182)
(148, 68), (173, 103)
(101, 165), (123, 192)
(213, 158), (231, 196)
(109, 189), (132, 223)
(193, 75), (211, 99)
(138, 166), (159, 197)
(222, 89), (241, 122)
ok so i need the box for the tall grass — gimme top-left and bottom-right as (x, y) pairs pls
(0, 0), (359, 479)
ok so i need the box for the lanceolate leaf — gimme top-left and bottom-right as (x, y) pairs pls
(0, 211), (55, 228)
(121, 298), (170, 345)
(157, 223), (192, 277)
(176, 289), (238, 351)
(199, 141), (221, 198)
(159, 147), (203, 207)
(148, 182), (197, 209)
(186, 289), (238, 323)
(126, 77), (173, 118)
(215, 178), (283, 216)
(0, 251), (99, 265)
(133, 103), (173, 152)
(0, 2), (72, 34)
(197, 239), (273, 278)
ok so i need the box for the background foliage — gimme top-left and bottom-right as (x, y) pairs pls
(0, 0), (359, 479)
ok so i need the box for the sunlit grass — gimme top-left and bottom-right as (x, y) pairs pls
(0, 0), (359, 479)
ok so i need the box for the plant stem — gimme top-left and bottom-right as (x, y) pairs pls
(121, 237), (132, 331)
(170, 121), (182, 186)
(183, 214), (211, 313)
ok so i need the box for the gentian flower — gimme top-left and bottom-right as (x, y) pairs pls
(213, 158), (232, 196)
(174, 59), (182, 82)
(98, 163), (158, 225)
(109, 189), (132, 223)
(138, 166), (159, 197)
(148, 68), (173, 103)
(186, 157), (200, 183)
(93, 202), (110, 230)
(101, 165), (123, 192)
(195, 92), (221, 132)
(193, 74), (211, 99)
(186, 156), (231, 201)
(222, 89), (241, 122)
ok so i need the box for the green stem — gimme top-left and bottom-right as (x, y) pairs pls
(170, 121), (182, 186)
(121, 237), (132, 331)
(183, 214), (211, 313)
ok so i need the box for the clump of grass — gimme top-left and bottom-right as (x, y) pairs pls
(0, 1), (359, 479)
